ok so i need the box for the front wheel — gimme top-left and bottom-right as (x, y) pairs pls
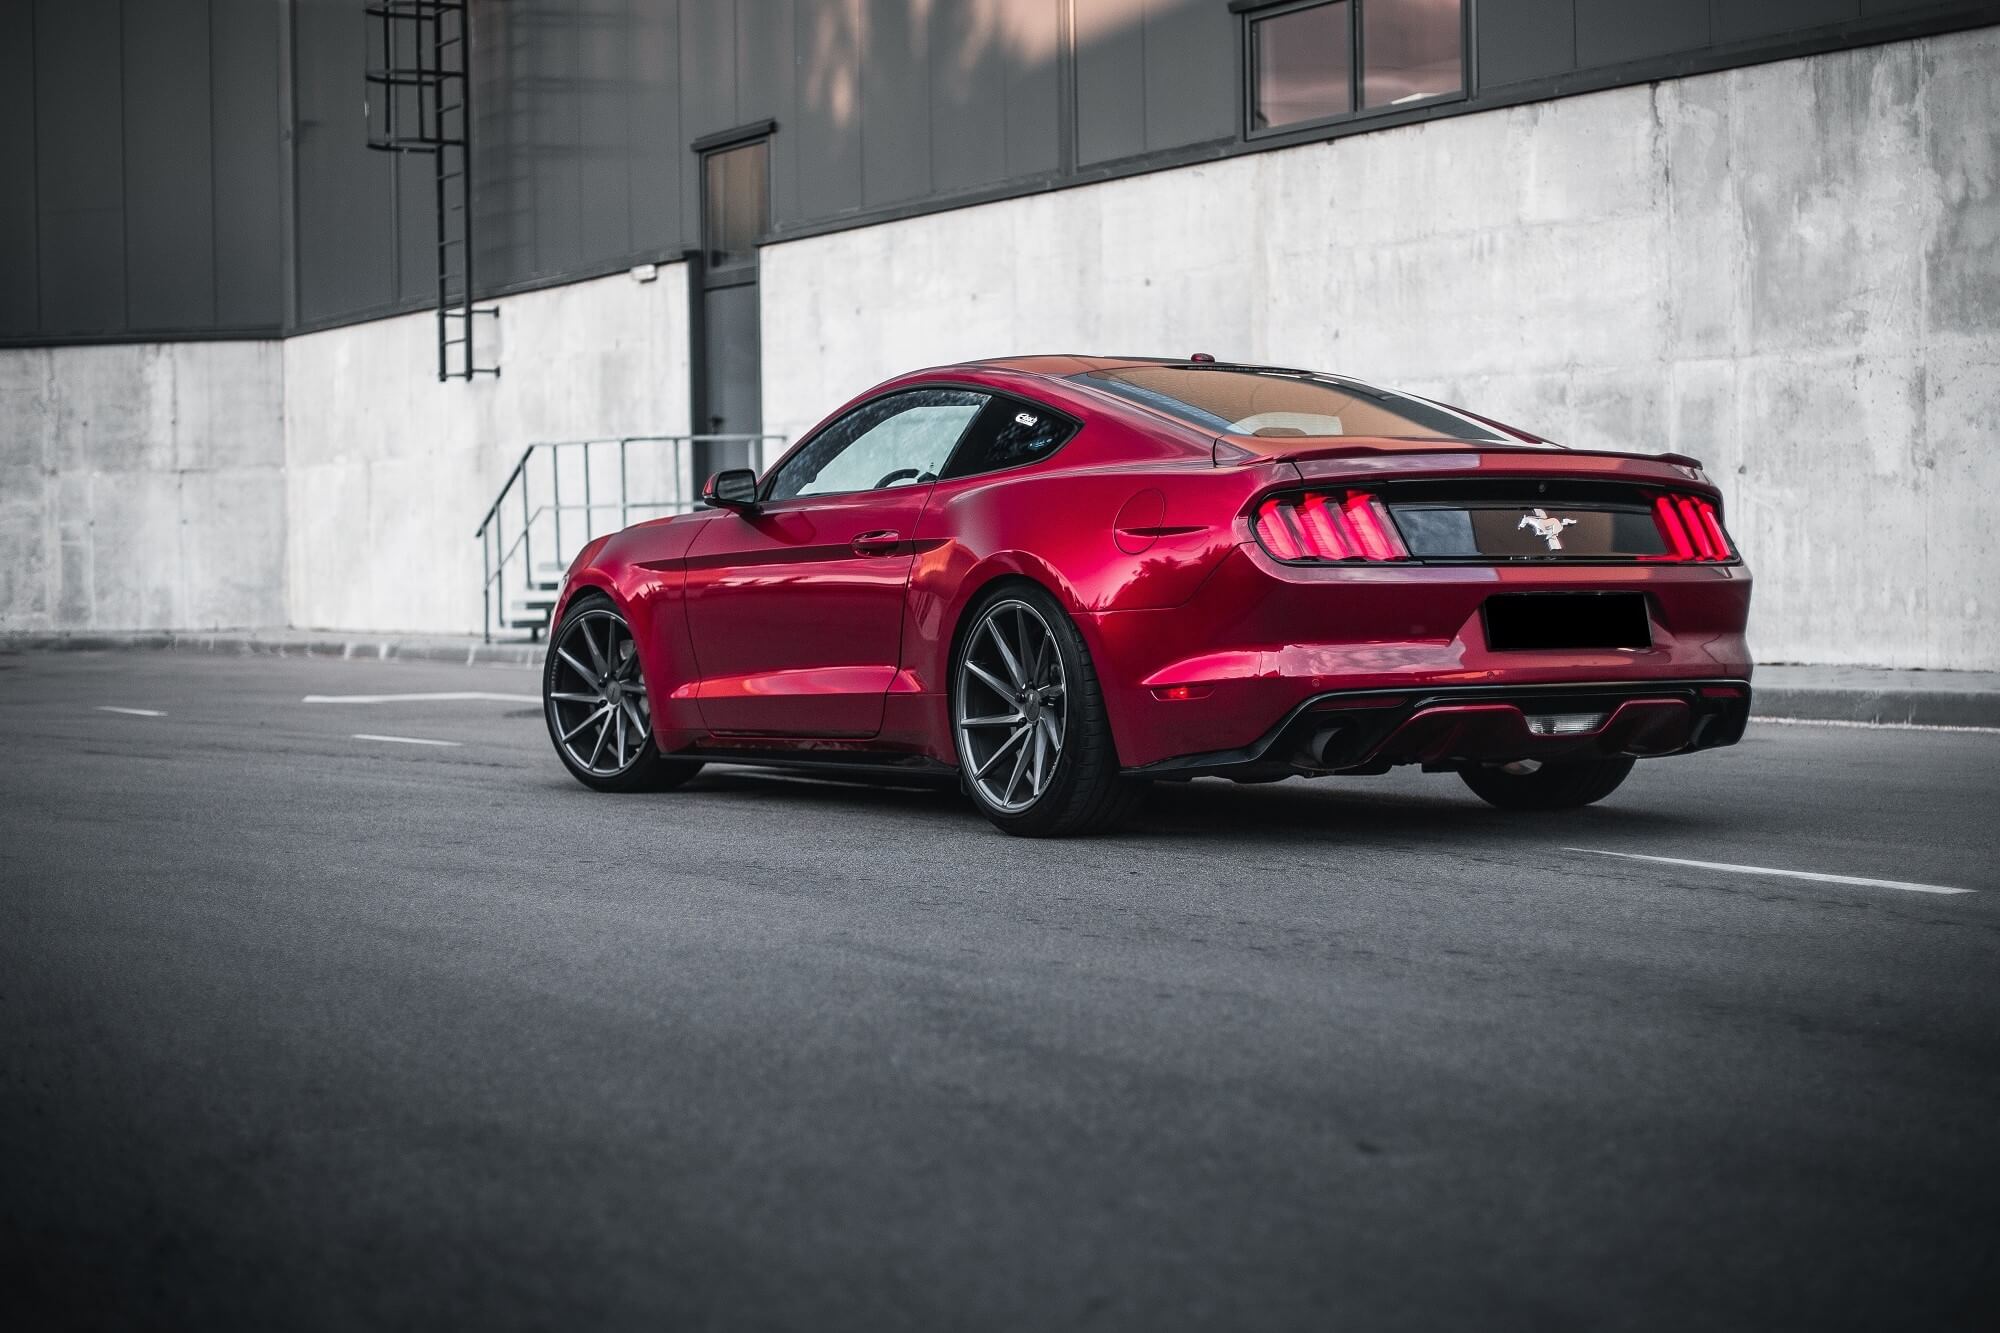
(544, 595), (703, 793)
(1458, 755), (1635, 811)
(952, 586), (1143, 837)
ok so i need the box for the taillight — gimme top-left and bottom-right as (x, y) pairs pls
(1645, 494), (1735, 562)
(1253, 492), (1409, 563)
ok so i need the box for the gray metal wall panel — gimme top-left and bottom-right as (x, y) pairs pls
(0, 0), (40, 335)
(1143, 0), (1236, 151)
(737, 0), (796, 222)
(1074, 0), (1147, 166)
(473, 1), (531, 290)
(210, 0), (282, 328)
(679, 0), (734, 140)
(929, 0), (1013, 195)
(292, 0), (395, 324)
(578, 0), (635, 267)
(862, 0), (931, 206)
(790, 0), (863, 223)
(1714, 1), (1862, 44)
(678, 0), (735, 243)
(17, 0), (1996, 342)
(394, 150), (432, 304)
(1477, 0), (1578, 87)
(34, 0), (126, 334)
(537, 0), (586, 282)
(625, 0), (682, 256)
(123, 0), (217, 331)
(1004, 0), (1062, 179)
(1574, 0), (1710, 66)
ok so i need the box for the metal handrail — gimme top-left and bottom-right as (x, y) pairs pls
(476, 433), (785, 642)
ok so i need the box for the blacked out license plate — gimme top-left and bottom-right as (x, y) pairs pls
(1483, 592), (1652, 652)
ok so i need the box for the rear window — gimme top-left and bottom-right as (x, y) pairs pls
(1075, 366), (1514, 443)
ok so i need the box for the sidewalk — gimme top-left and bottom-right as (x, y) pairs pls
(1748, 664), (2000, 730)
(0, 628), (544, 669)
(5, 629), (1998, 729)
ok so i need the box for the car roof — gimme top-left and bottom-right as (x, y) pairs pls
(954, 354), (1213, 377)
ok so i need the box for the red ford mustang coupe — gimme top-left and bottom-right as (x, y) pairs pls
(543, 356), (1752, 835)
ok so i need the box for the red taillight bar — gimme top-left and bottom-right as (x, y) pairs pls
(1253, 491), (1409, 564)
(1645, 493), (1734, 563)
(1254, 499), (1304, 560)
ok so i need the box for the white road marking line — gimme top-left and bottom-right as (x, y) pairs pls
(1749, 715), (1999, 735)
(96, 706), (165, 717)
(1567, 848), (1972, 896)
(303, 692), (536, 704)
(351, 733), (463, 747)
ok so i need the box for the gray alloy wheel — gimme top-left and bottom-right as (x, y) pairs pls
(548, 604), (652, 778)
(950, 584), (1143, 836)
(955, 597), (1068, 814)
(543, 597), (702, 793)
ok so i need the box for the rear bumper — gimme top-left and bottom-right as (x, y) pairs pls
(1124, 679), (1752, 778)
(1083, 542), (1753, 770)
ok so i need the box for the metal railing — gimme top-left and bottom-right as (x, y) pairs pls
(474, 433), (784, 642)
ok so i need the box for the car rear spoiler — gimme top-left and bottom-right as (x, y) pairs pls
(1211, 434), (1709, 474)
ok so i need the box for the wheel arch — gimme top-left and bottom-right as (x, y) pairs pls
(938, 567), (1131, 770)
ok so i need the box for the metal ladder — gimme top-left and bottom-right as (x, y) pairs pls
(365, 0), (496, 381)
(474, 435), (784, 642)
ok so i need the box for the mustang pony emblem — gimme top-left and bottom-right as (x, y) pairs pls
(1518, 508), (1578, 551)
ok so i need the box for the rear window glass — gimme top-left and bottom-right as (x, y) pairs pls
(940, 396), (1077, 479)
(1075, 366), (1513, 442)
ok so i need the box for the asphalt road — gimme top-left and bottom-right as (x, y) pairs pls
(3, 648), (1997, 1332)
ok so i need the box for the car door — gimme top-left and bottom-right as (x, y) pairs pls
(684, 387), (989, 737)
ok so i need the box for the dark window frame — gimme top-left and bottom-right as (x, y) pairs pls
(937, 393), (1083, 482)
(1235, 0), (1471, 141)
(759, 387), (994, 503)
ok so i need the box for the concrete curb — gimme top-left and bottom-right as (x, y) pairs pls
(0, 630), (543, 669)
(1748, 686), (2000, 730)
(5, 631), (1997, 728)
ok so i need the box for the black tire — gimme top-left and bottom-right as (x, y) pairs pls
(544, 593), (704, 794)
(951, 582), (1144, 837)
(1458, 754), (1636, 810)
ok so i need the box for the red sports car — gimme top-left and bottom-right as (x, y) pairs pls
(543, 356), (1752, 835)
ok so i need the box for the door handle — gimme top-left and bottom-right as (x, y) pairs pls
(851, 530), (901, 554)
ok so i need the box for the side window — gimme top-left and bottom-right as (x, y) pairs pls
(766, 389), (989, 501)
(939, 396), (1078, 480)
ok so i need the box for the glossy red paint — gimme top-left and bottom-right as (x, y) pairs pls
(550, 355), (1754, 778)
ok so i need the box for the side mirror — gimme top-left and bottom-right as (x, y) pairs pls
(701, 468), (759, 512)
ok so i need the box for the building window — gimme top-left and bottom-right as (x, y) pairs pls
(1251, 2), (1353, 130)
(702, 139), (769, 274)
(1243, 0), (1464, 134)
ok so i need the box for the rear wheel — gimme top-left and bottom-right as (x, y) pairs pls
(1458, 755), (1635, 810)
(952, 585), (1142, 837)
(544, 595), (703, 793)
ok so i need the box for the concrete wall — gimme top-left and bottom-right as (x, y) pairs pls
(0, 341), (286, 631)
(760, 25), (2000, 671)
(283, 265), (692, 634)
(0, 264), (690, 636)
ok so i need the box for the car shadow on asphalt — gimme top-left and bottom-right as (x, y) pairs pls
(675, 766), (1699, 844)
